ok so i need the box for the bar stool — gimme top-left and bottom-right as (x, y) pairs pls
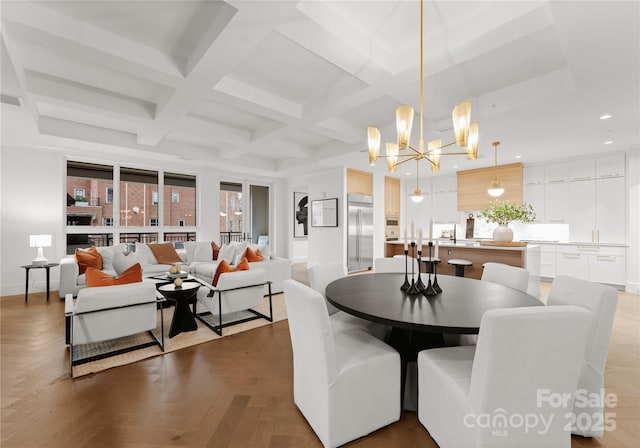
(448, 259), (472, 277)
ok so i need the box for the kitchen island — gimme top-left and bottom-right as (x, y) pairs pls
(385, 240), (541, 296)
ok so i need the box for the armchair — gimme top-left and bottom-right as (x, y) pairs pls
(194, 269), (272, 336)
(65, 281), (163, 374)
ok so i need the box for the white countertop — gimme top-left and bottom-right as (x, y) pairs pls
(385, 240), (538, 251)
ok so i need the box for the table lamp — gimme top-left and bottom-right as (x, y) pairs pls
(30, 234), (52, 266)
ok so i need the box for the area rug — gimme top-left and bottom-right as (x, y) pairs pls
(71, 293), (287, 378)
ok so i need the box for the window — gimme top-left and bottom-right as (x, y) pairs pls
(102, 217), (113, 226)
(220, 181), (243, 235)
(150, 218), (158, 226)
(120, 167), (158, 227)
(164, 173), (196, 227)
(67, 161), (113, 226)
(152, 191), (158, 206)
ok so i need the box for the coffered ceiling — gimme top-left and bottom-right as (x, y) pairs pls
(1, 1), (638, 179)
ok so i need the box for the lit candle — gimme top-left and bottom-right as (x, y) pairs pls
(411, 220), (415, 242)
(429, 219), (433, 241)
(418, 229), (423, 252)
(404, 230), (408, 250)
(435, 240), (439, 259)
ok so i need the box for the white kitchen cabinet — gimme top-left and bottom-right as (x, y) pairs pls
(596, 153), (625, 178)
(555, 245), (625, 286)
(567, 177), (625, 243)
(568, 158), (595, 181)
(523, 183), (545, 222)
(545, 161), (569, 183)
(432, 176), (458, 223)
(523, 165), (545, 185)
(544, 182), (568, 223)
(595, 177), (626, 243)
(540, 244), (556, 278)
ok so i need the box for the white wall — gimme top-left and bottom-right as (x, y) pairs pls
(627, 151), (640, 293)
(1, 146), (64, 296)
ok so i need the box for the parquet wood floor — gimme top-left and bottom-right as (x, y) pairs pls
(1, 285), (638, 447)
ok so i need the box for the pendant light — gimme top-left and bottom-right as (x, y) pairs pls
(487, 141), (504, 197)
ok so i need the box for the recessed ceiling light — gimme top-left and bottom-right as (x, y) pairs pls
(452, 165), (459, 169)
(515, 155), (522, 159)
(600, 114), (612, 120)
(604, 140), (613, 145)
(405, 172), (411, 176)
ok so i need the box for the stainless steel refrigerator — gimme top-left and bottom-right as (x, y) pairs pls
(347, 193), (373, 272)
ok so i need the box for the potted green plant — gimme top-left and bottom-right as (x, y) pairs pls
(478, 200), (536, 242)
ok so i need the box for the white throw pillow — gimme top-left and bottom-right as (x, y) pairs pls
(193, 243), (213, 262)
(96, 243), (128, 271)
(218, 244), (236, 264)
(112, 252), (139, 275)
(233, 241), (249, 265)
(135, 243), (157, 265)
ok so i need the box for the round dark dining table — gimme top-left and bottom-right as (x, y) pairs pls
(326, 272), (542, 334)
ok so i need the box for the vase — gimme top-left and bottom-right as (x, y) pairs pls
(493, 224), (513, 243)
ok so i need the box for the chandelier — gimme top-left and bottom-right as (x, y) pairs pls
(367, 0), (479, 203)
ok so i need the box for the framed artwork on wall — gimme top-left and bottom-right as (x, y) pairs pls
(294, 192), (308, 238)
(311, 198), (338, 227)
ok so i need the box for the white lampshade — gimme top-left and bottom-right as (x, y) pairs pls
(29, 234), (52, 266)
(29, 234), (52, 248)
(410, 189), (424, 203)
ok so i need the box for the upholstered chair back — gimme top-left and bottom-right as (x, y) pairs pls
(374, 256), (417, 273)
(283, 279), (338, 392)
(546, 275), (619, 437)
(307, 263), (347, 315)
(468, 306), (590, 446)
(198, 269), (267, 316)
(481, 262), (530, 292)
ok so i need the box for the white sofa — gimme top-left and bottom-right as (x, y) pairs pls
(59, 241), (291, 297)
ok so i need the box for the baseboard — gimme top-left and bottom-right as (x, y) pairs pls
(626, 282), (640, 295)
(1, 280), (60, 298)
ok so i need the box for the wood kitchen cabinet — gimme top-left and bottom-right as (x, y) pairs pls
(384, 176), (400, 217)
(347, 168), (373, 196)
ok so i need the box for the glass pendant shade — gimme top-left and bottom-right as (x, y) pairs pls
(428, 140), (442, 171)
(367, 127), (380, 165)
(410, 188), (424, 203)
(488, 180), (505, 197)
(386, 143), (399, 173)
(466, 122), (479, 160)
(396, 105), (414, 149)
(452, 101), (471, 147)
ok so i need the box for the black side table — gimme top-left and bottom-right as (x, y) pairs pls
(21, 263), (59, 302)
(157, 282), (200, 338)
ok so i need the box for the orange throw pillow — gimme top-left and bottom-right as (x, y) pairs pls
(211, 257), (250, 286)
(86, 263), (143, 287)
(75, 247), (102, 274)
(236, 256), (250, 271)
(211, 242), (220, 260)
(148, 243), (182, 264)
(212, 260), (234, 286)
(245, 247), (263, 262)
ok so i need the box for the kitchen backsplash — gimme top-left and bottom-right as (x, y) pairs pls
(432, 220), (570, 242)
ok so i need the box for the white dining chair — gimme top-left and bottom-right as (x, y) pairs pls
(482, 262), (530, 292)
(546, 275), (619, 437)
(307, 263), (388, 340)
(452, 263), (531, 347)
(418, 305), (590, 448)
(283, 280), (401, 448)
(374, 256), (417, 273)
